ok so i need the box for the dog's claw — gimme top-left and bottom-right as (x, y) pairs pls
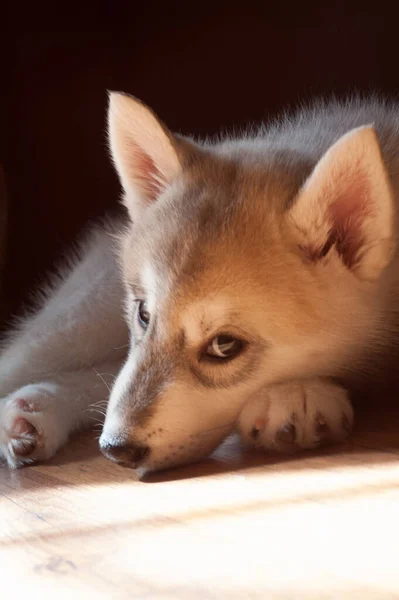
(238, 379), (354, 454)
(275, 421), (296, 445)
(315, 412), (331, 443)
(10, 436), (37, 457)
(342, 413), (352, 434)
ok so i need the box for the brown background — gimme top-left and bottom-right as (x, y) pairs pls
(2, 1), (398, 324)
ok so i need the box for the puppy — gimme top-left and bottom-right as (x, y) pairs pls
(1, 93), (398, 473)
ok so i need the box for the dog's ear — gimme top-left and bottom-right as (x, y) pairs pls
(289, 126), (395, 281)
(108, 92), (182, 220)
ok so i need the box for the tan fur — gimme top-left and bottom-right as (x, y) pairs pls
(99, 93), (399, 472)
(3, 93), (398, 472)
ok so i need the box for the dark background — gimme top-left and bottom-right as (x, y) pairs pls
(2, 1), (399, 323)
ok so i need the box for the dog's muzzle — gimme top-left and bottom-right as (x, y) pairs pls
(100, 437), (150, 467)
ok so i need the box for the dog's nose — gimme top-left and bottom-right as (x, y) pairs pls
(100, 439), (150, 466)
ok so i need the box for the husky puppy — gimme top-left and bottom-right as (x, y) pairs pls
(1, 93), (398, 473)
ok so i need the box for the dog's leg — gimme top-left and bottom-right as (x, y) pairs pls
(0, 226), (129, 467)
(0, 362), (124, 468)
(237, 378), (353, 452)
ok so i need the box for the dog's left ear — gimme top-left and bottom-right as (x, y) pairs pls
(289, 126), (395, 281)
(108, 92), (182, 220)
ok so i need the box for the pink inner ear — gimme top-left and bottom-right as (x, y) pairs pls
(328, 173), (372, 269)
(130, 142), (167, 203)
(302, 171), (372, 269)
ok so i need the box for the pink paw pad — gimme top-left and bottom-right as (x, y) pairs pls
(14, 397), (38, 412)
(5, 398), (40, 459)
(11, 417), (35, 437)
(254, 417), (266, 431)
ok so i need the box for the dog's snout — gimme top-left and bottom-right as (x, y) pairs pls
(100, 438), (150, 466)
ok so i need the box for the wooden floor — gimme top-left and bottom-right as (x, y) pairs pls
(1, 402), (399, 599)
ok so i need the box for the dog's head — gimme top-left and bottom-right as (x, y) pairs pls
(100, 93), (395, 473)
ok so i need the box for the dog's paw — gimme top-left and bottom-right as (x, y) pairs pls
(238, 379), (353, 453)
(0, 383), (68, 468)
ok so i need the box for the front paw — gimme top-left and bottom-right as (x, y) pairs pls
(238, 379), (353, 453)
(0, 383), (67, 468)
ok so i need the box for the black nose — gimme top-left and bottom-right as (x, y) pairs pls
(100, 439), (150, 466)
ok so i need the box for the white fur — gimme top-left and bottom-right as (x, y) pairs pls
(0, 226), (127, 467)
(102, 350), (138, 441)
(2, 95), (399, 472)
(141, 265), (158, 312)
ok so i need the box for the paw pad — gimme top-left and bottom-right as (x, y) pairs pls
(13, 397), (37, 413)
(251, 417), (266, 440)
(11, 417), (35, 436)
(1, 383), (64, 468)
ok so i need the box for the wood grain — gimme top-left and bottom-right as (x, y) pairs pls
(1, 402), (399, 599)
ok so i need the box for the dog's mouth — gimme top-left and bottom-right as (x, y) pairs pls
(100, 421), (234, 474)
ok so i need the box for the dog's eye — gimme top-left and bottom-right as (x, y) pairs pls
(137, 301), (150, 329)
(206, 335), (243, 360)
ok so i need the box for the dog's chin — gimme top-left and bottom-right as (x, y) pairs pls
(135, 455), (200, 480)
(135, 433), (230, 478)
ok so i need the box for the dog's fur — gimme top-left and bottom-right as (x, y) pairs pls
(1, 94), (399, 473)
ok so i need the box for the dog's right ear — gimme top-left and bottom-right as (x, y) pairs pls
(108, 92), (182, 220)
(289, 125), (394, 282)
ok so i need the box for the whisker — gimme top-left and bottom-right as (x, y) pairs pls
(88, 415), (106, 425)
(85, 408), (104, 416)
(87, 407), (106, 414)
(92, 416), (106, 422)
(191, 421), (235, 438)
(86, 363), (112, 394)
(114, 343), (129, 350)
(96, 372), (117, 382)
(90, 399), (109, 408)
